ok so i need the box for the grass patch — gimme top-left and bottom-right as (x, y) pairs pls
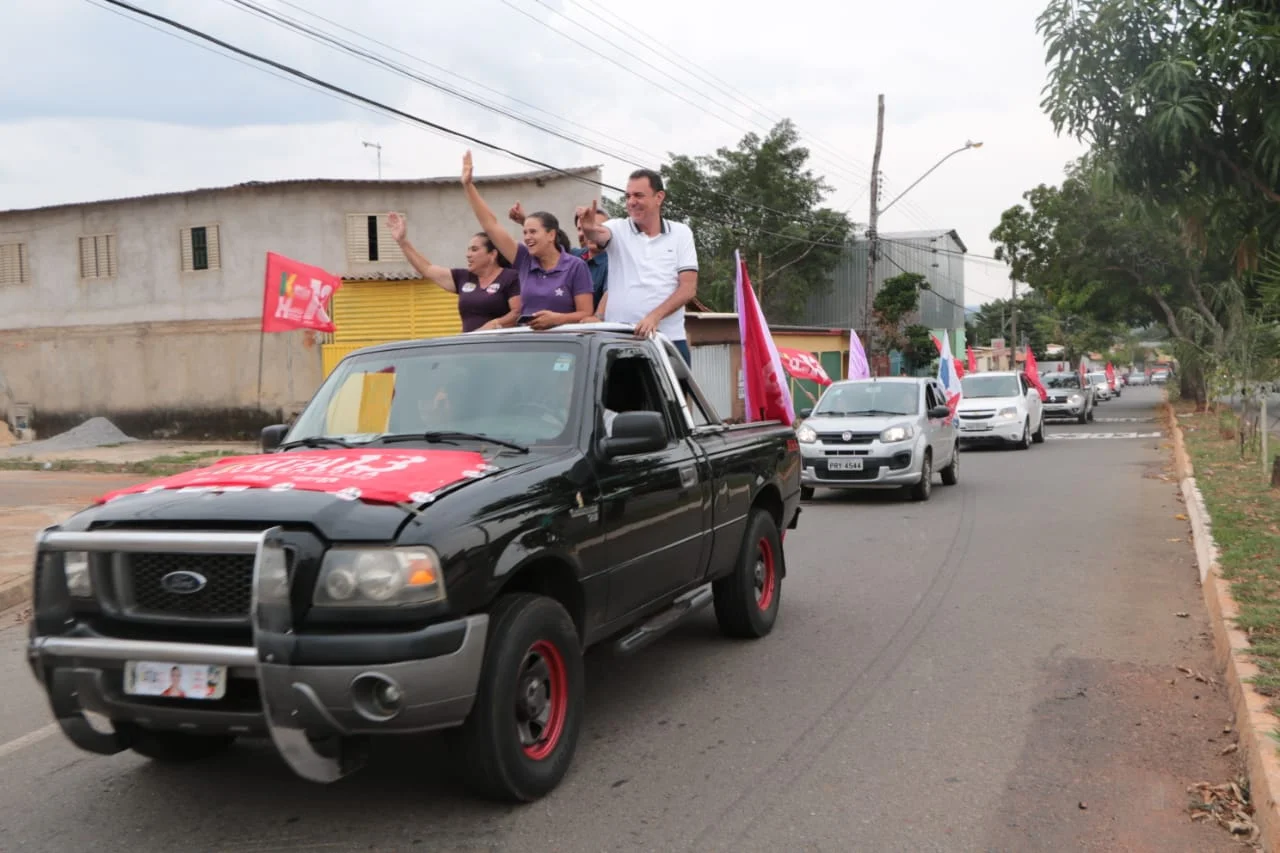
(0, 449), (242, 477)
(1179, 405), (1280, 703)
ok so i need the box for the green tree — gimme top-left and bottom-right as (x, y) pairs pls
(1037, 0), (1280, 262)
(657, 120), (855, 322)
(872, 272), (932, 369)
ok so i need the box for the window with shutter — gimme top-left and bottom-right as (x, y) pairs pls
(0, 242), (28, 285)
(345, 213), (405, 264)
(79, 234), (116, 279)
(180, 225), (220, 272)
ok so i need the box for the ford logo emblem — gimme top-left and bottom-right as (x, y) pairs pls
(841, 431), (852, 441)
(161, 570), (208, 595)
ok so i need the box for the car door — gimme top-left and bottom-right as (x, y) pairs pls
(921, 381), (942, 460)
(593, 344), (707, 622)
(1019, 374), (1041, 426)
(930, 380), (956, 464)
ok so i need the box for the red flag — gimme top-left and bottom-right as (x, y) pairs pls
(777, 348), (832, 386)
(734, 252), (795, 424)
(1105, 362), (1116, 390)
(966, 345), (977, 373)
(1024, 346), (1048, 401)
(262, 252), (342, 333)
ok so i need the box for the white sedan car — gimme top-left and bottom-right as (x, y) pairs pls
(955, 371), (1046, 449)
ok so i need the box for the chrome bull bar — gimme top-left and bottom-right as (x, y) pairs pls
(33, 526), (363, 783)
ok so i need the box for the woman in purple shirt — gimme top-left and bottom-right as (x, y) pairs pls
(461, 151), (593, 330)
(388, 213), (520, 332)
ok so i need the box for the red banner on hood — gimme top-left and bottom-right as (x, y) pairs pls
(94, 449), (497, 506)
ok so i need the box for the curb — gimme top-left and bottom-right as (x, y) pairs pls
(0, 574), (31, 613)
(1163, 400), (1280, 851)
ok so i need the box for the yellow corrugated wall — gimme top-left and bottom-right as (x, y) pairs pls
(321, 279), (463, 377)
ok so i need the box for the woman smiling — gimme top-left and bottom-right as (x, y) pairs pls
(461, 151), (593, 330)
(388, 213), (521, 332)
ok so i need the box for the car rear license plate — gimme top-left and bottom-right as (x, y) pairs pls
(124, 661), (228, 700)
(828, 458), (864, 471)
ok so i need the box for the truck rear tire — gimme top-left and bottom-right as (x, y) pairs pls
(453, 593), (584, 802)
(121, 725), (236, 763)
(713, 508), (783, 639)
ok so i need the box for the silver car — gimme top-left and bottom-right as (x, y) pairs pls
(1042, 371), (1095, 423)
(795, 377), (959, 502)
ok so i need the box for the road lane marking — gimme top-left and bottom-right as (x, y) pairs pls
(1093, 417), (1157, 423)
(1047, 431), (1164, 440)
(0, 723), (57, 760)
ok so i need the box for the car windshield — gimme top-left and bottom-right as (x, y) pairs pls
(811, 381), (918, 416)
(1044, 373), (1082, 389)
(960, 374), (1020, 398)
(286, 340), (584, 447)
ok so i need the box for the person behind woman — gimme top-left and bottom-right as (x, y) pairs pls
(460, 151), (593, 330)
(386, 213), (520, 332)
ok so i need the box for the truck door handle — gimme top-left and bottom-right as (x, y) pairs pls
(678, 466), (697, 488)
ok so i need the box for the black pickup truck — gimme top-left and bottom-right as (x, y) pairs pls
(26, 325), (801, 801)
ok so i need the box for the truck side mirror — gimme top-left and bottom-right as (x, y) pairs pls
(601, 411), (667, 457)
(261, 424), (289, 453)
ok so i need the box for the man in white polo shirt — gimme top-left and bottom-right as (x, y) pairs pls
(577, 169), (698, 364)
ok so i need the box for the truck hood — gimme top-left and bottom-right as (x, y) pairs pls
(62, 446), (533, 541)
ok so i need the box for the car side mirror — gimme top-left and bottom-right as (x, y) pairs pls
(799, 407), (813, 419)
(261, 424), (289, 453)
(601, 411), (667, 457)
(929, 405), (952, 420)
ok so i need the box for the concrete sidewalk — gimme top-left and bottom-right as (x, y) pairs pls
(0, 471), (149, 613)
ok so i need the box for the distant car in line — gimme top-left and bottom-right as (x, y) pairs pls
(1127, 372), (1148, 386)
(955, 371), (1045, 449)
(1041, 371), (1096, 423)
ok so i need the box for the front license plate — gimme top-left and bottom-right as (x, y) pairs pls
(828, 458), (864, 471)
(961, 423), (992, 432)
(124, 661), (228, 701)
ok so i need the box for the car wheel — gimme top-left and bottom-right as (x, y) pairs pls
(454, 593), (584, 802)
(1032, 414), (1046, 444)
(800, 486), (814, 501)
(1014, 419), (1031, 450)
(713, 508), (783, 639)
(909, 450), (933, 501)
(120, 725), (237, 763)
(1087, 407), (1095, 423)
(940, 444), (959, 486)
(1077, 408), (1088, 424)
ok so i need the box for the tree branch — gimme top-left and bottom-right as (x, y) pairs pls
(1196, 140), (1280, 204)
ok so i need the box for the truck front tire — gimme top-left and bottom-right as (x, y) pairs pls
(713, 508), (783, 639)
(453, 593), (584, 802)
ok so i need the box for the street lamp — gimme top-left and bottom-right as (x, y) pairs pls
(879, 140), (982, 215)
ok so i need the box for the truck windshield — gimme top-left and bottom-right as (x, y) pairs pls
(960, 375), (1020, 398)
(812, 382), (918, 416)
(1043, 373), (1081, 389)
(287, 341), (584, 447)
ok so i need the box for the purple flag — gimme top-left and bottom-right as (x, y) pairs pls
(848, 329), (870, 379)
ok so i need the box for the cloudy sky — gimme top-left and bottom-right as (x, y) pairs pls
(4, 0), (1086, 309)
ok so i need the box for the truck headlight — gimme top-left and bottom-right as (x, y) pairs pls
(880, 424), (914, 443)
(64, 551), (92, 598)
(796, 424), (817, 444)
(313, 547), (446, 607)
(997, 406), (1018, 420)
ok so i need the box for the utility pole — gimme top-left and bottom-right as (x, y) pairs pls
(362, 140), (383, 179)
(864, 94), (885, 372)
(1009, 277), (1019, 363)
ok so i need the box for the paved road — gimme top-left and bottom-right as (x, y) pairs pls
(0, 388), (1243, 852)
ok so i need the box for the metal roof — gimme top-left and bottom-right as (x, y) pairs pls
(0, 165), (603, 216)
(340, 271), (424, 282)
(878, 229), (969, 254)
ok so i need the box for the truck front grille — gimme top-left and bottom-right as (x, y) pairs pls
(121, 553), (255, 619)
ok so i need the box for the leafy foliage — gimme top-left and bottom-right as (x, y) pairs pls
(1037, 0), (1280, 257)
(651, 120), (855, 322)
(872, 272), (932, 365)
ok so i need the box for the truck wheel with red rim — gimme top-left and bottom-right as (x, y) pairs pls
(713, 508), (783, 639)
(454, 593), (584, 802)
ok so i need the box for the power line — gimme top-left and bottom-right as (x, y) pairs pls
(88, 0), (862, 252)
